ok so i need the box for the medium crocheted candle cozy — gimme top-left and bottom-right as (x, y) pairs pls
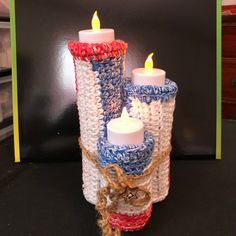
(124, 78), (178, 203)
(68, 40), (128, 205)
(97, 131), (155, 231)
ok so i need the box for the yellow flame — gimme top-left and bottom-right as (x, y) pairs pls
(91, 10), (100, 30)
(121, 107), (129, 126)
(144, 53), (154, 70)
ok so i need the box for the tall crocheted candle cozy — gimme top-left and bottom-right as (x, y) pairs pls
(97, 131), (155, 231)
(124, 78), (178, 203)
(68, 40), (128, 204)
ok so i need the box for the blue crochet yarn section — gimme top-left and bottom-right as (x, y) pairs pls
(97, 131), (155, 175)
(123, 78), (178, 106)
(91, 56), (124, 136)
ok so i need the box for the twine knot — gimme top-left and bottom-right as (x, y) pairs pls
(103, 164), (151, 208)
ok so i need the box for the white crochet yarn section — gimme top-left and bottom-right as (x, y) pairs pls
(154, 98), (175, 202)
(82, 154), (100, 204)
(75, 59), (104, 205)
(129, 97), (176, 203)
(152, 155), (170, 202)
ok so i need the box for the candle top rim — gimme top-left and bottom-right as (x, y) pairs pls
(79, 28), (114, 33)
(132, 68), (165, 72)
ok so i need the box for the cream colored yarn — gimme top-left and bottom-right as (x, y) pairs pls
(75, 59), (103, 204)
(129, 97), (176, 203)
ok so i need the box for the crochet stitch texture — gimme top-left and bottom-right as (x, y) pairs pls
(98, 131), (154, 175)
(109, 206), (152, 231)
(123, 77), (178, 203)
(123, 78), (178, 105)
(68, 38), (178, 234)
(68, 40), (127, 205)
(98, 132), (155, 231)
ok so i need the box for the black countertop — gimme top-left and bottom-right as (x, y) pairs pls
(0, 120), (236, 236)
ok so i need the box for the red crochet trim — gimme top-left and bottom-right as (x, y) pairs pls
(109, 206), (152, 231)
(68, 40), (128, 61)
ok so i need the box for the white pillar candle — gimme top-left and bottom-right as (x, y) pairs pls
(79, 11), (115, 43)
(107, 107), (144, 145)
(132, 53), (166, 86)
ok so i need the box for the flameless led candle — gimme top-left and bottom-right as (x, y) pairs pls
(132, 53), (166, 86)
(79, 11), (115, 43)
(107, 107), (144, 145)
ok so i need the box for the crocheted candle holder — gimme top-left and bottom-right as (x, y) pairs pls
(124, 78), (178, 203)
(98, 131), (154, 175)
(68, 40), (128, 205)
(97, 131), (155, 231)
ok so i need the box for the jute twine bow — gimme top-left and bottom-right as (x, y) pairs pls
(79, 138), (171, 236)
(103, 165), (151, 207)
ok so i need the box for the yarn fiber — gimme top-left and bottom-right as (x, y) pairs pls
(97, 132), (155, 230)
(98, 131), (154, 175)
(68, 38), (178, 235)
(109, 206), (152, 231)
(124, 78), (178, 203)
(79, 138), (171, 235)
(68, 40), (128, 204)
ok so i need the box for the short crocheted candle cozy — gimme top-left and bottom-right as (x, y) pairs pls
(68, 40), (128, 205)
(97, 131), (155, 231)
(124, 78), (178, 203)
(98, 131), (154, 174)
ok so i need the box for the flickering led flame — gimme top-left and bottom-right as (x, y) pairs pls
(91, 10), (100, 30)
(144, 53), (154, 70)
(121, 107), (129, 126)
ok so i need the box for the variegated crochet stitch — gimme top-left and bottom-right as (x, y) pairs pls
(98, 131), (154, 219)
(79, 138), (171, 235)
(68, 38), (178, 235)
(124, 78), (178, 203)
(68, 40), (128, 204)
(98, 131), (154, 175)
